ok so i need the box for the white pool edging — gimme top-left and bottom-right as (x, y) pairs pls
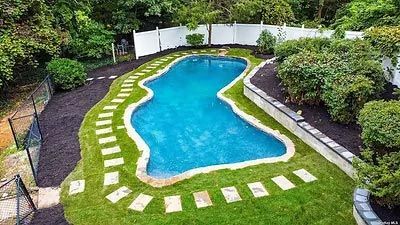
(124, 54), (295, 188)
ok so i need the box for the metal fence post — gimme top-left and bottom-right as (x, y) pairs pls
(16, 176), (21, 225)
(31, 95), (43, 140)
(46, 76), (53, 96)
(8, 118), (19, 149)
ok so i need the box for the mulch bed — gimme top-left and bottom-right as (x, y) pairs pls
(250, 62), (396, 155)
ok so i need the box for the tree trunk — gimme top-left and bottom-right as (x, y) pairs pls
(208, 23), (212, 47)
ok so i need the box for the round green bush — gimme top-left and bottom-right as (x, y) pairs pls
(358, 100), (400, 152)
(256, 30), (276, 54)
(186, 33), (205, 46)
(47, 58), (87, 90)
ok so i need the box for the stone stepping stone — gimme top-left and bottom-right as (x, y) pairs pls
(164, 195), (182, 213)
(182, 53), (188, 55)
(293, 169), (317, 183)
(124, 80), (135, 83)
(173, 55), (180, 57)
(129, 193), (153, 212)
(117, 93), (130, 97)
(151, 63), (160, 66)
(104, 105), (118, 110)
(200, 50), (207, 52)
(192, 51), (198, 53)
(69, 180), (85, 195)
(104, 172), (119, 186)
(98, 112), (113, 118)
(97, 76), (105, 80)
(86, 78), (94, 81)
(96, 127), (112, 135)
(210, 50), (217, 52)
(111, 98), (125, 103)
(193, 191), (212, 208)
(221, 187), (242, 203)
(121, 84), (133, 88)
(101, 146), (121, 155)
(167, 56), (175, 58)
(135, 72), (145, 76)
(130, 76), (139, 79)
(142, 69), (151, 72)
(120, 88), (133, 92)
(104, 158), (124, 167)
(117, 126), (125, 130)
(271, 175), (296, 190)
(99, 136), (116, 144)
(247, 182), (269, 198)
(106, 186), (132, 203)
(96, 120), (112, 126)
(147, 66), (156, 69)
(160, 58), (169, 61)
(109, 75), (117, 79)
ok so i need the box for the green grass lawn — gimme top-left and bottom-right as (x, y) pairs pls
(61, 48), (356, 225)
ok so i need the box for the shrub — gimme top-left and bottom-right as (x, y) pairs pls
(274, 37), (331, 63)
(186, 33), (205, 46)
(47, 58), (87, 90)
(278, 51), (338, 104)
(358, 100), (400, 152)
(256, 30), (276, 54)
(354, 149), (400, 208)
(365, 26), (400, 64)
(322, 74), (375, 124)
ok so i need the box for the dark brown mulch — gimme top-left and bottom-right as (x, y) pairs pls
(30, 204), (69, 225)
(250, 62), (397, 156)
(370, 197), (400, 223)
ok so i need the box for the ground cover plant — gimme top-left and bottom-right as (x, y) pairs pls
(61, 48), (355, 225)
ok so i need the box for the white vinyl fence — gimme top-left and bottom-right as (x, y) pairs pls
(132, 22), (400, 87)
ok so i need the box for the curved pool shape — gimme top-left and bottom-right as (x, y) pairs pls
(130, 56), (289, 180)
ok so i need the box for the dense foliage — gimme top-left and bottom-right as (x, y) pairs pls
(365, 26), (400, 64)
(47, 58), (87, 90)
(256, 30), (277, 54)
(186, 34), (205, 46)
(277, 38), (385, 123)
(358, 100), (400, 153)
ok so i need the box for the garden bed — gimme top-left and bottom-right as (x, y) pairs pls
(250, 62), (396, 156)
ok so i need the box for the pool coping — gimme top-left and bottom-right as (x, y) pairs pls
(123, 54), (296, 188)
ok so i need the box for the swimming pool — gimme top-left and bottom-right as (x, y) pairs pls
(127, 55), (293, 182)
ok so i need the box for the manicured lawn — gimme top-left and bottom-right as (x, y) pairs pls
(61, 48), (355, 225)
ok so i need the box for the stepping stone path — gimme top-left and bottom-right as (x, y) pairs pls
(101, 146), (121, 155)
(104, 158), (124, 167)
(193, 191), (212, 208)
(161, 58), (168, 61)
(109, 76), (117, 79)
(117, 93), (130, 97)
(142, 69), (151, 72)
(147, 66), (156, 69)
(121, 84), (133, 88)
(130, 76), (139, 79)
(104, 105), (118, 110)
(104, 172), (119, 186)
(221, 187), (242, 203)
(111, 98), (125, 103)
(96, 120), (112, 126)
(164, 196), (182, 213)
(69, 180), (85, 195)
(247, 182), (269, 198)
(271, 175), (295, 190)
(120, 88), (133, 92)
(96, 127), (112, 135)
(99, 136), (116, 144)
(86, 78), (94, 81)
(124, 80), (135, 83)
(98, 112), (113, 118)
(117, 126), (125, 130)
(97, 76), (105, 80)
(106, 186), (132, 203)
(129, 194), (153, 212)
(135, 73), (145, 76)
(293, 169), (317, 183)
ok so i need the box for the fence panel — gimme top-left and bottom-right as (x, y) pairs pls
(159, 27), (185, 51)
(134, 30), (160, 58)
(211, 24), (234, 45)
(235, 24), (262, 45)
(0, 175), (36, 225)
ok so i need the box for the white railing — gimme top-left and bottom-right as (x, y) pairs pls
(132, 22), (399, 87)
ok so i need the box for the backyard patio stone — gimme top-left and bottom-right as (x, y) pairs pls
(104, 172), (119, 186)
(247, 182), (269, 198)
(293, 169), (317, 183)
(117, 93), (130, 97)
(124, 79), (135, 83)
(101, 146), (121, 155)
(193, 191), (212, 208)
(130, 76), (139, 79)
(120, 88), (133, 92)
(38, 187), (60, 209)
(121, 84), (133, 88)
(147, 66), (156, 69)
(109, 76), (117, 79)
(95, 127), (112, 135)
(272, 176), (296, 190)
(104, 105), (118, 110)
(69, 180), (85, 195)
(96, 120), (112, 126)
(117, 126), (125, 129)
(135, 72), (145, 76)
(86, 78), (94, 81)
(160, 58), (168, 61)
(106, 186), (132, 203)
(111, 98), (125, 103)
(104, 158), (124, 167)
(128, 193), (153, 212)
(142, 69), (151, 72)
(164, 195), (182, 213)
(98, 136), (116, 144)
(97, 76), (105, 80)
(167, 56), (175, 58)
(221, 187), (242, 203)
(98, 112), (113, 118)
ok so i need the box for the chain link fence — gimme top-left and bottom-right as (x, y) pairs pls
(0, 175), (37, 225)
(8, 76), (53, 183)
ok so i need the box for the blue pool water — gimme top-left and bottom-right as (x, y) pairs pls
(132, 56), (287, 179)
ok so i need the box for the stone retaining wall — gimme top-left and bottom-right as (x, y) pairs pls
(353, 188), (382, 225)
